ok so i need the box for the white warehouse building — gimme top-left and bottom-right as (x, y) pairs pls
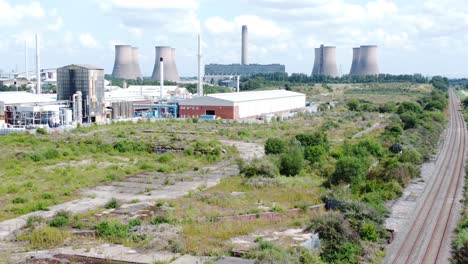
(179, 90), (306, 119)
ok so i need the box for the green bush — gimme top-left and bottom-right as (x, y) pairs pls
(95, 220), (129, 240)
(48, 210), (70, 227)
(105, 198), (119, 209)
(295, 131), (329, 150)
(150, 215), (174, 225)
(41, 192), (54, 200)
(36, 128), (48, 135)
(304, 145), (325, 164)
(400, 111), (418, 129)
(12, 197), (27, 204)
(397, 101), (423, 114)
(240, 157), (278, 178)
(113, 140), (150, 153)
(21, 226), (68, 249)
(128, 218), (142, 229)
(264, 138), (286, 155)
(399, 147), (422, 164)
(331, 156), (367, 185)
(360, 222), (378, 242)
(347, 99), (360, 111)
(279, 141), (304, 176)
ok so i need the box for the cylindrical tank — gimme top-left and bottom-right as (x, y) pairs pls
(241, 25), (248, 65)
(349, 47), (361, 76)
(356, 45), (379, 76)
(151, 46), (180, 82)
(62, 108), (72, 126)
(131, 47), (142, 80)
(112, 45), (136, 80)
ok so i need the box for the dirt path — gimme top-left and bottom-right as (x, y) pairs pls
(0, 140), (263, 241)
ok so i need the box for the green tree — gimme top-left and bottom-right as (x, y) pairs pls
(397, 101), (423, 114)
(264, 138), (286, 155)
(347, 99), (360, 111)
(279, 140), (304, 176)
(304, 145), (325, 164)
(332, 156), (367, 185)
(400, 111), (418, 129)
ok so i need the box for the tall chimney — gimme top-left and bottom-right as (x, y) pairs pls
(35, 34), (41, 94)
(241, 25), (248, 65)
(197, 34), (204, 96)
(159, 57), (164, 99)
(25, 40), (28, 81)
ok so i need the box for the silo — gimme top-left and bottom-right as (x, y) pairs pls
(311, 48), (321, 76)
(241, 25), (248, 65)
(356, 45), (379, 76)
(112, 45), (135, 80)
(349, 47), (361, 76)
(312, 45), (338, 77)
(131, 47), (142, 80)
(151, 46), (180, 82)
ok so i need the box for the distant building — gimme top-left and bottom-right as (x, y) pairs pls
(179, 90), (305, 119)
(205, 63), (285, 76)
(57, 64), (105, 122)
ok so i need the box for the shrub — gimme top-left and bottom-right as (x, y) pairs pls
(105, 198), (119, 209)
(331, 156), (367, 185)
(397, 101), (423, 114)
(150, 215), (174, 225)
(264, 138), (286, 155)
(48, 210), (70, 227)
(41, 192), (54, 200)
(360, 222), (379, 242)
(26, 215), (44, 228)
(21, 226), (68, 249)
(295, 131), (329, 150)
(400, 147), (422, 164)
(95, 220), (129, 240)
(304, 145), (325, 164)
(12, 197), (27, 204)
(279, 141), (304, 176)
(128, 218), (142, 229)
(157, 153), (175, 163)
(400, 111), (418, 129)
(347, 99), (360, 111)
(240, 158), (278, 178)
(36, 128), (48, 135)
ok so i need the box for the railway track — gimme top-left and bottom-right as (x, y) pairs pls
(386, 89), (466, 264)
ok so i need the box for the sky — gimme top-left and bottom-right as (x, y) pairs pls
(1, 0), (468, 77)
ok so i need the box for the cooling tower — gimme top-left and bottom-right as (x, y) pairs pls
(311, 45), (338, 78)
(312, 48), (321, 75)
(355, 45), (379, 76)
(241, 25), (248, 65)
(349, 47), (361, 76)
(151, 46), (180, 82)
(112, 45), (136, 80)
(131, 47), (142, 80)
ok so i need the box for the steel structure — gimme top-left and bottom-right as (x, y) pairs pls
(151, 46), (180, 82)
(311, 45), (338, 77)
(241, 25), (248, 65)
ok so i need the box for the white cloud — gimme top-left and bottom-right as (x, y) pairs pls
(0, 0), (45, 26)
(47, 16), (63, 32)
(205, 16), (236, 34)
(79, 33), (98, 48)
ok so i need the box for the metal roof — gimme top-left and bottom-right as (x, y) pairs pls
(0, 92), (57, 104)
(58, 64), (104, 70)
(208, 89), (304, 103)
(179, 89), (305, 106)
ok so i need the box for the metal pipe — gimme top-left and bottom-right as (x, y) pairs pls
(236, 76), (240, 93)
(25, 40), (28, 81)
(35, 34), (41, 94)
(241, 25), (248, 65)
(197, 34), (203, 96)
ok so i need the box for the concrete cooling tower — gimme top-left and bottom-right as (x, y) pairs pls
(311, 45), (338, 78)
(151, 46), (180, 82)
(112, 45), (142, 80)
(349, 47), (361, 76)
(353, 45), (379, 76)
(131, 47), (142, 79)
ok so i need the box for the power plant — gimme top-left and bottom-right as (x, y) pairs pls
(111, 45), (142, 80)
(151, 46), (180, 82)
(311, 45), (338, 78)
(349, 45), (379, 76)
(241, 25), (248, 65)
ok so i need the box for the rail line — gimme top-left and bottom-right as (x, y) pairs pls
(388, 89), (466, 264)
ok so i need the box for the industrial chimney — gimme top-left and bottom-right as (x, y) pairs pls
(151, 46), (180, 82)
(355, 45), (379, 76)
(241, 25), (248, 65)
(349, 47), (361, 76)
(311, 45), (338, 78)
(112, 45), (135, 80)
(131, 47), (142, 80)
(197, 34), (204, 96)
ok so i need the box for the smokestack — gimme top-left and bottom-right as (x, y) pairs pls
(35, 34), (41, 94)
(151, 46), (180, 82)
(197, 34), (204, 96)
(25, 40), (28, 81)
(160, 58), (164, 99)
(241, 25), (248, 65)
(349, 47), (361, 76)
(236, 76), (240, 93)
(131, 47), (142, 80)
(112, 45), (135, 80)
(356, 45), (379, 76)
(311, 45), (338, 77)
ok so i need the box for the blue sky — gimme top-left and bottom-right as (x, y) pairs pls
(1, 0), (468, 77)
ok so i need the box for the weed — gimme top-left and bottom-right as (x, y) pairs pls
(19, 226), (69, 249)
(105, 198), (119, 209)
